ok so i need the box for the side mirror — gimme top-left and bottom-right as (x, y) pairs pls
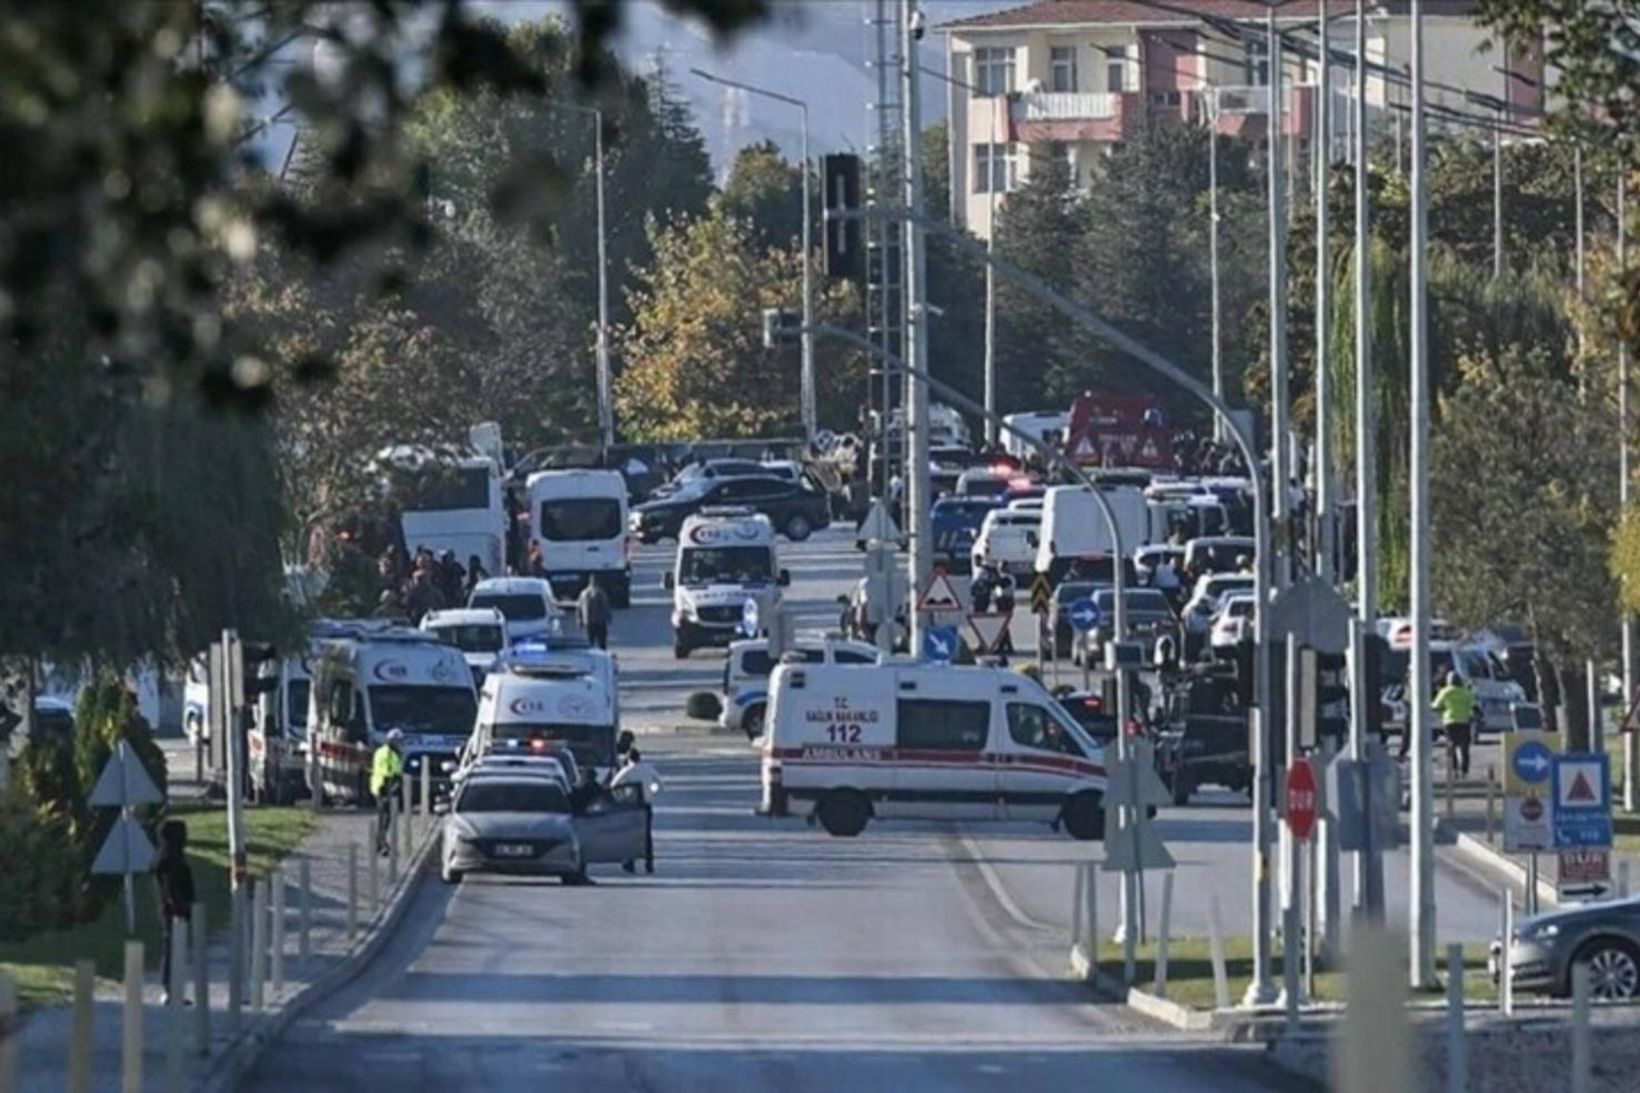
(778, 569), (791, 587)
(663, 571), (675, 590)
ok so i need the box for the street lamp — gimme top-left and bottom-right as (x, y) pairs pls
(555, 102), (614, 451)
(691, 68), (816, 443)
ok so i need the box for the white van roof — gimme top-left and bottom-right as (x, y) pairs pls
(481, 654), (615, 726)
(326, 634), (474, 689)
(421, 608), (506, 630)
(679, 510), (776, 547)
(526, 468), (627, 494)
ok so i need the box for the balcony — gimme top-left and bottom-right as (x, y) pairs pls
(1005, 85), (1318, 145)
(1008, 90), (1136, 143)
(1197, 84), (1317, 139)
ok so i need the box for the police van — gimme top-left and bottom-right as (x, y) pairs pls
(760, 662), (1108, 839)
(665, 507), (789, 658)
(719, 634), (879, 739)
(307, 625), (478, 805)
(466, 639), (622, 775)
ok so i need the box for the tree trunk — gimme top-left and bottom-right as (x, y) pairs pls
(1535, 653), (1559, 734)
(1563, 661), (1592, 752)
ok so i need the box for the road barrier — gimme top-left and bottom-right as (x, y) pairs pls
(1499, 889), (1514, 1017)
(1153, 872), (1174, 998)
(1445, 943), (1466, 1093)
(1208, 896), (1230, 1009)
(1570, 961), (1591, 1093)
(122, 940), (143, 1093)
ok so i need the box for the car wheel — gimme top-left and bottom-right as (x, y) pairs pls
(1575, 938), (1640, 1000)
(816, 789), (871, 837)
(743, 702), (768, 740)
(785, 514), (813, 542)
(1061, 793), (1105, 842)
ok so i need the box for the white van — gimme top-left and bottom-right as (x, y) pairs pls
(527, 469), (633, 608)
(420, 607), (509, 687)
(719, 634), (880, 738)
(1000, 410), (1069, 460)
(760, 662), (1108, 839)
(1378, 617), (1524, 735)
(466, 641), (622, 774)
(970, 507), (1040, 575)
(665, 508), (789, 658)
(248, 649), (313, 805)
(307, 626), (479, 805)
(1035, 484), (1149, 585)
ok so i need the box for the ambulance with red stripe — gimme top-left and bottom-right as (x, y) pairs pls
(307, 625), (478, 805)
(760, 662), (1109, 840)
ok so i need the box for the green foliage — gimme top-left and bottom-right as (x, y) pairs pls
(72, 673), (168, 816)
(0, 790), (83, 941)
(719, 140), (805, 252)
(1612, 510), (1640, 618)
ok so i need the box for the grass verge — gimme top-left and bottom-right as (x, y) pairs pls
(1090, 936), (1497, 1010)
(0, 805), (316, 1011)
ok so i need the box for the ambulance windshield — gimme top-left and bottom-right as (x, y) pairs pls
(680, 546), (773, 586)
(368, 685), (478, 738)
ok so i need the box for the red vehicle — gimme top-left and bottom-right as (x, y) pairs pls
(1064, 391), (1175, 471)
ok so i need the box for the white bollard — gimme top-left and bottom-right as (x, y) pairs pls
(1446, 942), (1467, 1093)
(227, 884), (244, 1028)
(298, 856), (312, 970)
(1620, 859), (1631, 899)
(400, 774), (412, 859)
(250, 878), (268, 1011)
(271, 867), (287, 996)
(388, 817), (400, 886)
(1154, 872), (1174, 997)
(1071, 863), (1087, 956)
(1571, 961), (1591, 1093)
(0, 971), (16, 1093)
(122, 940), (144, 1093)
(421, 761), (431, 825)
(166, 917), (187, 1092)
(348, 843), (359, 941)
(192, 902), (209, 1056)
(1085, 864), (1099, 980)
(69, 960), (94, 1093)
(1334, 926), (1411, 1093)
(1209, 895), (1230, 1010)
(1501, 891), (1514, 1017)
(368, 837), (380, 912)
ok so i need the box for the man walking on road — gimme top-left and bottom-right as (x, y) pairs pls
(611, 746), (662, 875)
(154, 819), (196, 1005)
(1432, 671), (1478, 778)
(371, 729), (406, 856)
(577, 575), (612, 649)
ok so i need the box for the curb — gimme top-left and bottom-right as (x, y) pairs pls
(1440, 821), (1560, 910)
(193, 822), (440, 1093)
(1070, 944), (1233, 1034)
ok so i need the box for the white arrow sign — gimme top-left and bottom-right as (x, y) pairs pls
(87, 740), (164, 808)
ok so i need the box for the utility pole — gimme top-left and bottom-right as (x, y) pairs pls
(1209, 92), (1225, 442)
(1266, 7), (1291, 591)
(1350, 0), (1377, 917)
(592, 111), (613, 449)
(1314, 0), (1333, 583)
(1622, 171), (1637, 813)
(799, 101), (815, 441)
(1408, 0), (1437, 989)
(901, 0), (932, 650)
(983, 95), (998, 446)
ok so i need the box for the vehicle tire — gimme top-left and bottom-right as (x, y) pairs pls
(743, 702), (768, 740)
(1571, 937), (1640, 1001)
(816, 790), (871, 837)
(1170, 770), (1195, 807)
(785, 514), (813, 542)
(1061, 793), (1105, 842)
(684, 690), (721, 721)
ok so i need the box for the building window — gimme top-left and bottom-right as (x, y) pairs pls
(1244, 39), (1270, 86)
(1106, 45), (1133, 92)
(974, 142), (1018, 194)
(974, 46), (1015, 96)
(1050, 46), (1079, 93)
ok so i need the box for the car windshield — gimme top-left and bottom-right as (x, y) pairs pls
(432, 624), (505, 653)
(540, 498), (622, 540)
(400, 465), (490, 512)
(490, 722), (613, 769)
(287, 679), (310, 733)
(1055, 582), (1102, 605)
(1094, 589), (1172, 613)
(961, 478), (1010, 498)
(680, 546), (772, 585)
(933, 500), (996, 521)
(455, 780), (570, 814)
(470, 593), (549, 622)
(367, 686), (477, 737)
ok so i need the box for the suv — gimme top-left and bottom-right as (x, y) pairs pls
(632, 475), (831, 543)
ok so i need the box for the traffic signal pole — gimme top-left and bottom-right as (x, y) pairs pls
(900, 0), (933, 654)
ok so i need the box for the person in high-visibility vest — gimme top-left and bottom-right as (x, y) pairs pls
(1432, 671), (1479, 778)
(371, 728), (406, 856)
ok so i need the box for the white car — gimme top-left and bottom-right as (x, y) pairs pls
(970, 508), (1041, 575)
(1209, 592), (1257, 657)
(420, 606), (509, 686)
(1182, 573), (1255, 636)
(467, 576), (564, 644)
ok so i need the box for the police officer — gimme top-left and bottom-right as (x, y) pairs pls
(371, 728), (406, 856)
(1432, 671), (1479, 778)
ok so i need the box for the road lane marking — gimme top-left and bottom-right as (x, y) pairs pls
(954, 832), (1057, 933)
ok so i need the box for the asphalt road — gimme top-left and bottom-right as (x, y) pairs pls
(243, 528), (1315, 1092)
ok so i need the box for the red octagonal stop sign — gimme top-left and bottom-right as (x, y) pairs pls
(1285, 758), (1318, 841)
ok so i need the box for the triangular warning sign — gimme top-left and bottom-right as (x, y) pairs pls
(1073, 435), (1096, 460)
(1569, 771), (1596, 803)
(964, 612), (1012, 653)
(87, 740), (164, 808)
(857, 500), (902, 545)
(917, 569), (964, 613)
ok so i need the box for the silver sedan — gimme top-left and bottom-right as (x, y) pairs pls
(440, 775), (582, 884)
(1491, 894), (1640, 1000)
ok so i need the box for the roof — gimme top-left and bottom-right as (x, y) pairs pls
(942, 1), (1481, 32)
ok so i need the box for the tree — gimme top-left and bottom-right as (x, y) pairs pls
(615, 209), (865, 439)
(719, 140), (805, 252)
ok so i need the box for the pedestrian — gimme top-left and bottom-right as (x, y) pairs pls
(970, 565), (995, 614)
(374, 588), (409, 622)
(154, 819), (195, 1005)
(464, 554), (489, 599)
(577, 575), (612, 649)
(404, 565), (446, 625)
(1432, 670), (1479, 778)
(371, 729), (406, 856)
(437, 549), (465, 603)
(526, 539), (547, 578)
(611, 746), (662, 875)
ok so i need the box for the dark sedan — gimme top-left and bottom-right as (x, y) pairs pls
(1492, 894), (1640, 999)
(631, 475), (831, 543)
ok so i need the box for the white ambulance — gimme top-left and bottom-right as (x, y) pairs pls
(307, 625), (479, 805)
(760, 662), (1109, 839)
(465, 639), (622, 775)
(665, 507), (789, 658)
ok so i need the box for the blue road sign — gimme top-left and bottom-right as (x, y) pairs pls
(922, 625), (959, 664)
(1068, 598), (1102, 634)
(1512, 739), (1553, 787)
(1552, 753), (1612, 850)
(740, 597), (760, 638)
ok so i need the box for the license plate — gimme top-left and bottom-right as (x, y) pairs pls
(493, 843), (534, 858)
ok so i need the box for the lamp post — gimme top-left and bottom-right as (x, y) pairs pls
(691, 69), (815, 442)
(557, 103), (613, 450)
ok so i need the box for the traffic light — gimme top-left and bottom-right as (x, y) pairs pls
(1300, 647), (1349, 750)
(822, 153), (863, 282)
(761, 308), (802, 349)
(239, 640), (280, 699)
(1362, 632), (1388, 738)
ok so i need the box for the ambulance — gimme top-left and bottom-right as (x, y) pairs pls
(307, 625), (479, 805)
(759, 662), (1109, 839)
(247, 639), (319, 805)
(465, 639), (622, 774)
(665, 507), (789, 658)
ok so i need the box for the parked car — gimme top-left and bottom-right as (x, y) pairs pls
(1492, 894), (1640, 1000)
(631, 475), (831, 543)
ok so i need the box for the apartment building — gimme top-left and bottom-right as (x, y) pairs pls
(941, 1), (1548, 239)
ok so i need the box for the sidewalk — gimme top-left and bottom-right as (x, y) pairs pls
(14, 802), (438, 1092)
